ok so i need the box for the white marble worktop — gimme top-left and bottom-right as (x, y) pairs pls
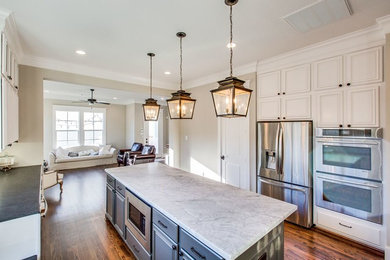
(105, 163), (296, 260)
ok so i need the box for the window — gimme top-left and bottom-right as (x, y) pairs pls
(55, 111), (80, 148)
(53, 106), (106, 148)
(84, 112), (104, 146)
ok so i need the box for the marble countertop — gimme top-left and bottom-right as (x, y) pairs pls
(0, 165), (41, 222)
(105, 163), (296, 260)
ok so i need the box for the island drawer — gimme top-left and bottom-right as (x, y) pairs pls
(125, 227), (151, 260)
(152, 209), (178, 243)
(106, 174), (116, 189)
(180, 229), (223, 260)
(115, 181), (125, 197)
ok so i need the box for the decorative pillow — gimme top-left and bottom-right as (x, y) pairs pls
(56, 147), (68, 159)
(141, 146), (153, 155)
(99, 145), (112, 155)
(91, 151), (99, 156)
(79, 150), (91, 156)
(131, 143), (142, 152)
(68, 152), (79, 157)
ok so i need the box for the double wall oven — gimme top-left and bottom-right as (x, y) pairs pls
(125, 190), (152, 253)
(315, 128), (383, 224)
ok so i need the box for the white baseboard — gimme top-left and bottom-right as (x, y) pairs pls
(385, 246), (390, 260)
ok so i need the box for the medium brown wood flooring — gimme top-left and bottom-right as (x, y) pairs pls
(41, 165), (384, 260)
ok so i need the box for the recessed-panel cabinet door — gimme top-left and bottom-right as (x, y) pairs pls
(345, 85), (379, 127)
(257, 71), (281, 98)
(282, 94), (311, 120)
(114, 193), (125, 238)
(2, 80), (19, 147)
(316, 91), (343, 127)
(345, 47), (383, 87)
(282, 64), (311, 95)
(312, 56), (343, 91)
(105, 184), (115, 224)
(152, 225), (178, 260)
(257, 97), (280, 120)
(1, 33), (7, 76)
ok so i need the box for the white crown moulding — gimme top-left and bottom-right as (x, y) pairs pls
(8, 13), (390, 91)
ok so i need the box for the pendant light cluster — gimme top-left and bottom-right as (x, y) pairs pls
(143, 53), (160, 121)
(210, 0), (252, 118)
(166, 32), (196, 119)
(143, 0), (251, 122)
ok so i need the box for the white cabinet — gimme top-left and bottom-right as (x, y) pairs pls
(257, 97), (280, 120)
(1, 33), (9, 78)
(316, 85), (379, 128)
(312, 56), (343, 90)
(345, 85), (379, 128)
(345, 46), (383, 87)
(281, 64), (311, 95)
(257, 71), (280, 98)
(316, 91), (344, 127)
(257, 94), (311, 121)
(2, 79), (19, 147)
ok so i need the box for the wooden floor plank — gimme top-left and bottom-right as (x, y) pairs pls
(41, 165), (384, 260)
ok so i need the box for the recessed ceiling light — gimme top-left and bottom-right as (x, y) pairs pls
(227, 42), (236, 48)
(113, 97), (118, 100)
(164, 71), (171, 75)
(75, 50), (86, 55)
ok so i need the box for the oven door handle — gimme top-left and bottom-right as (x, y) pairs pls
(259, 178), (307, 193)
(317, 175), (381, 189)
(316, 140), (380, 146)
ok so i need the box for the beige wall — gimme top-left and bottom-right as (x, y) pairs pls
(2, 65), (172, 167)
(179, 73), (257, 191)
(384, 34), (390, 255)
(43, 99), (126, 161)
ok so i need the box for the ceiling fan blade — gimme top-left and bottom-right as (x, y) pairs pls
(95, 101), (111, 105)
(72, 100), (89, 104)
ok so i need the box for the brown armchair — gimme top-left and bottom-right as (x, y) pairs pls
(117, 142), (143, 166)
(128, 145), (156, 165)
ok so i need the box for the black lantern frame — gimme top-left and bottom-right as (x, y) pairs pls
(143, 53), (160, 121)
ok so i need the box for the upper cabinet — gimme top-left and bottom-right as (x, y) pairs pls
(281, 64), (311, 95)
(345, 47), (383, 87)
(312, 46), (383, 91)
(312, 56), (343, 91)
(257, 71), (280, 98)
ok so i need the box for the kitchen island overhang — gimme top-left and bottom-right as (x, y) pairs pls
(105, 163), (297, 260)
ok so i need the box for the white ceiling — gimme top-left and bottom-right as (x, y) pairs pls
(2, 0), (390, 89)
(43, 80), (168, 105)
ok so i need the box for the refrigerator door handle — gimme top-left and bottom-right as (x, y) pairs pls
(259, 178), (307, 193)
(275, 123), (281, 174)
(278, 124), (284, 175)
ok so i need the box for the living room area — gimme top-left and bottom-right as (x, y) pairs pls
(42, 79), (172, 172)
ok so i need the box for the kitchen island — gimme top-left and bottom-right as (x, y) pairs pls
(105, 163), (296, 260)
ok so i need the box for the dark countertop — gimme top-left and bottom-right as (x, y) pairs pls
(0, 165), (41, 222)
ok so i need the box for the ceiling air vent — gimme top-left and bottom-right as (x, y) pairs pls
(283, 0), (352, 33)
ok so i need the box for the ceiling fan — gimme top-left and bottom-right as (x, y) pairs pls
(73, 89), (110, 105)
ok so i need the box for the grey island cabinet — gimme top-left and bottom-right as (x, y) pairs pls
(105, 163), (296, 260)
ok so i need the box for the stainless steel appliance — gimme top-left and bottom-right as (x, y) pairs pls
(315, 172), (383, 224)
(257, 121), (313, 228)
(316, 128), (383, 181)
(315, 128), (383, 224)
(125, 190), (152, 253)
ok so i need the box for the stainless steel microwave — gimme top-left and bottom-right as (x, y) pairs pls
(315, 128), (382, 181)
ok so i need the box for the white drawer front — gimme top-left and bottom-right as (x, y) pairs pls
(317, 209), (381, 246)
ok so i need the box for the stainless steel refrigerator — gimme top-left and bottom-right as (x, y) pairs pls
(257, 121), (313, 228)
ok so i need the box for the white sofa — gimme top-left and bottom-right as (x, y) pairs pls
(49, 145), (118, 171)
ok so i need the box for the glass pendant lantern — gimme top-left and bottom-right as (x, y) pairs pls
(167, 32), (196, 119)
(143, 53), (160, 121)
(210, 0), (252, 118)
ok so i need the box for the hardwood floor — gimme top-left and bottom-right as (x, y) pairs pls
(41, 166), (384, 260)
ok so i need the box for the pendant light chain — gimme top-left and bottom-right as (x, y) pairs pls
(230, 5), (233, 78)
(180, 36), (183, 91)
(149, 54), (153, 98)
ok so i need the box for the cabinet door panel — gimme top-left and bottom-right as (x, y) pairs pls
(114, 193), (125, 238)
(316, 91), (343, 127)
(345, 85), (379, 127)
(1, 33), (7, 76)
(345, 47), (383, 86)
(282, 94), (311, 120)
(312, 56), (343, 91)
(257, 71), (281, 98)
(2, 80), (19, 146)
(106, 185), (115, 224)
(257, 97), (280, 120)
(282, 64), (311, 95)
(152, 225), (178, 260)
